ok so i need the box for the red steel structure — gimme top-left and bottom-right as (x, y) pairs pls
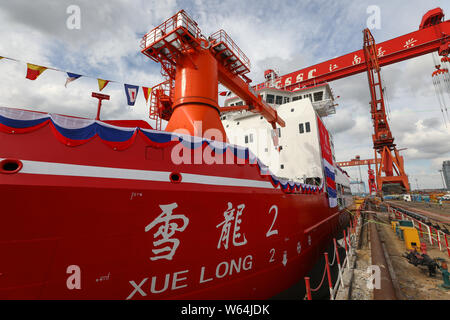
(255, 8), (449, 91)
(337, 156), (380, 194)
(363, 28), (409, 193)
(367, 165), (376, 195)
(140, 10), (284, 140)
(336, 157), (380, 167)
(254, 8), (449, 193)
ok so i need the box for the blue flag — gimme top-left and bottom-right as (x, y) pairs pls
(124, 84), (139, 106)
(65, 72), (82, 87)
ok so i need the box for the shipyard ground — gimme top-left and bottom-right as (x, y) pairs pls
(386, 200), (450, 224)
(376, 211), (449, 299)
(334, 200), (450, 300)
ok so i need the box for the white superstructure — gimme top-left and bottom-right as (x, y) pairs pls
(221, 82), (352, 208)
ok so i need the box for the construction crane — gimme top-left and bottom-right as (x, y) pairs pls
(256, 8), (449, 91)
(337, 156), (380, 195)
(251, 7), (449, 194)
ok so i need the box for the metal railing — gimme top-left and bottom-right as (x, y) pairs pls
(305, 202), (363, 300)
(140, 10), (201, 50)
(209, 29), (251, 73)
(388, 206), (450, 257)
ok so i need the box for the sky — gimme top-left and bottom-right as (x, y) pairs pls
(0, 0), (449, 190)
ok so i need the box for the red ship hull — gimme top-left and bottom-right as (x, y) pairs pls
(0, 114), (349, 299)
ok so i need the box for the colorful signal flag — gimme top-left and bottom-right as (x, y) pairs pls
(26, 63), (48, 80)
(124, 84), (139, 106)
(219, 91), (232, 96)
(65, 72), (82, 87)
(142, 86), (152, 103)
(97, 79), (110, 91)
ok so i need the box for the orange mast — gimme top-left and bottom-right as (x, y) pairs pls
(140, 10), (284, 142)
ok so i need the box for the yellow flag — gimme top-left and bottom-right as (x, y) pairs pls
(98, 79), (110, 91)
(143, 86), (152, 103)
(26, 63), (48, 80)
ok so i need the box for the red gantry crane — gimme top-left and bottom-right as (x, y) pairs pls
(252, 7), (449, 194)
(337, 156), (380, 195)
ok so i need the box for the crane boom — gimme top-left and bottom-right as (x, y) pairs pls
(336, 157), (380, 195)
(255, 15), (450, 91)
(337, 158), (380, 167)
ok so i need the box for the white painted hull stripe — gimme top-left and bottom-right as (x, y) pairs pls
(1, 158), (274, 189)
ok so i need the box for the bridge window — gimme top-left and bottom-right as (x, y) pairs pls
(305, 122), (310, 132)
(292, 96), (301, 101)
(314, 91), (324, 101)
(275, 95), (283, 105)
(266, 94), (275, 104)
(245, 135), (248, 144)
(236, 101), (243, 106)
(278, 128), (281, 137)
(284, 97), (290, 104)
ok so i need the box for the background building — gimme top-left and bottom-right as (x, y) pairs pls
(443, 160), (450, 190)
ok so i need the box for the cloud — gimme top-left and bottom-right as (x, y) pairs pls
(325, 108), (357, 134)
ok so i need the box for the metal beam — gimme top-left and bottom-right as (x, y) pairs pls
(337, 158), (381, 167)
(254, 20), (450, 91)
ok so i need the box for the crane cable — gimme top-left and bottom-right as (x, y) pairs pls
(432, 53), (447, 123)
(431, 53), (449, 127)
(436, 54), (450, 122)
(439, 62), (450, 123)
(442, 56), (450, 100)
(383, 82), (391, 121)
(432, 75), (448, 127)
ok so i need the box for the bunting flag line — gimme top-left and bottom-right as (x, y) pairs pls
(142, 86), (152, 104)
(0, 106), (323, 195)
(26, 63), (48, 80)
(98, 79), (110, 91)
(65, 72), (82, 87)
(0, 53), (157, 107)
(124, 84), (139, 106)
